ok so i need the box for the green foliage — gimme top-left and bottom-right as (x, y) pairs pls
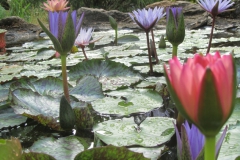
(0, 5), (6, 19)
(9, 0), (31, 21)
(69, 0), (161, 12)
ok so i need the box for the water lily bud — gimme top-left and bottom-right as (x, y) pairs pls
(109, 15), (118, 30)
(166, 7), (185, 47)
(164, 52), (236, 136)
(158, 35), (166, 48)
(60, 95), (76, 130)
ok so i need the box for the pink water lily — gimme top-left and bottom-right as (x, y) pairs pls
(164, 52), (236, 136)
(43, 0), (70, 12)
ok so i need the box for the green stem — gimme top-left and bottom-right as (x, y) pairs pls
(61, 55), (70, 103)
(146, 32), (153, 74)
(176, 113), (185, 132)
(115, 29), (118, 45)
(172, 45), (178, 58)
(206, 16), (216, 54)
(205, 136), (216, 160)
(81, 47), (88, 60)
(150, 29), (159, 63)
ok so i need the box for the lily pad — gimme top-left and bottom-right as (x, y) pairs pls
(29, 136), (84, 160)
(129, 146), (164, 160)
(68, 59), (143, 91)
(93, 117), (175, 147)
(117, 35), (140, 44)
(74, 145), (148, 160)
(22, 152), (56, 160)
(9, 76), (102, 130)
(0, 137), (22, 160)
(0, 108), (27, 129)
(91, 89), (163, 116)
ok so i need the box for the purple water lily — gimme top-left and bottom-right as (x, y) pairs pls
(197, 0), (234, 54)
(174, 121), (227, 160)
(129, 7), (165, 32)
(129, 7), (165, 74)
(166, 7), (182, 28)
(49, 10), (84, 40)
(198, 0), (234, 16)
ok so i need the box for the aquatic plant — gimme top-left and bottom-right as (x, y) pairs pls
(129, 7), (165, 74)
(42, 0), (70, 11)
(75, 27), (102, 60)
(166, 7), (185, 57)
(164, 52), (236, 160)
(197, 0), (234, 54)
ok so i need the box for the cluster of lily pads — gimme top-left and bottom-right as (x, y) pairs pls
(0, 0), (240, 159)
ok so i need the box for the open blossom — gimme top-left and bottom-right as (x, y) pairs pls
(43, 0), (70, 12)
(164, 52), (236, 136)
(75, 28), (102, 48)
(174, 121), (227, 160)
(197, 0), (234, 16)
(129, 7), (165, 32)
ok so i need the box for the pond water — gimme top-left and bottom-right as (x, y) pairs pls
(0, 27), (240, 160)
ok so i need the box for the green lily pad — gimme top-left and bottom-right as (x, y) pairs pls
(93, 117), (175, 147)
(0, 108), (27, 129)
(0, 137), (22, 160)
(22, 152), (56, 160)
(129, 146), (164, 160)
(29, 136), (84, 160)
(218, 121), (240, 160)
(70, 76), (104, 102)
(117, 35), (140, 44)
(9, 76), (102, 130)
(74, 145), (149, 160)
(68, 59), (143, 91)
(91, 89), (162, 116)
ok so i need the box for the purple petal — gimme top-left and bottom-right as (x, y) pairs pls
(48, 11), (59, 38)
(216, 126), (228, 158)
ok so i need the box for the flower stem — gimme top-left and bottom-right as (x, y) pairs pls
(150, 29), (159, 63)
(61, 55), (70, 103)
(172, 45), (178, 58)
(114, 29), (118, 45)
(205, 136), (216, 160)
(81, 47), (88, 60)
(176, 113), (184, 132)
(206, 16), (216, 54)
(146, 32), (153, 74)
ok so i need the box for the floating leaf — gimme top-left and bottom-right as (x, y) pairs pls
(30, 136), (84, 160)
(92, 89), (162, 116)
(93, 117), (175, 147)
(117, 35), (140, 44)
(68, 59), (142, 91)
(74, 145), (149, 160)
(0, 108), (27, 129)
(22, 152), (56, 160)
(0, 137), (22, 160)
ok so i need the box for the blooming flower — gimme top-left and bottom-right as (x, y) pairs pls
(174, 121), (227, 160)
(129, 7), (165, 32)
(75, 28), (94, 48)
(166, 7), (185, 57)
(164, 52), (236, 136)
(49, 11), (84, 40)
(42, 0), (70, 12)
(197, 0), (234, 16)
(75, 28), (102, 60)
